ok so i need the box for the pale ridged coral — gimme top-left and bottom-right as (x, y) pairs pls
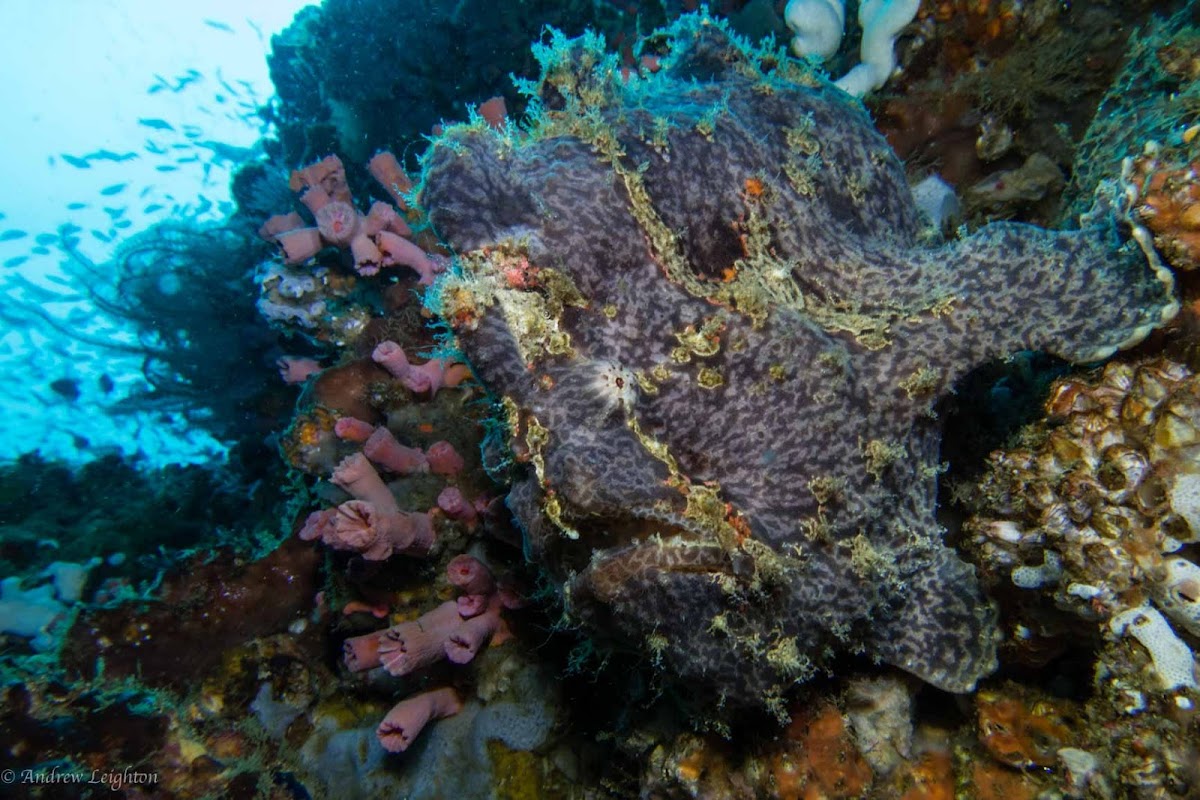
(966, 357), (1200, 719)
(967, 358), (1200, 631)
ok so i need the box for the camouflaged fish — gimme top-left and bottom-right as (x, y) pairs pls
(418, 14), (1177, 710)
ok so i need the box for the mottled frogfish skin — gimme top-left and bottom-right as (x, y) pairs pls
(418, 14), (1178, 711)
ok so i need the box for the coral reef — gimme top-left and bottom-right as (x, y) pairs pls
(17, 5), (1200, 800)
(253, 145), (548, 760)
(965, 358), (1200, 797)
(966, 358), (1200, 649)
(418, 12), (1176, 713)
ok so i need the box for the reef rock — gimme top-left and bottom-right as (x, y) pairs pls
(418, 15), (1178, 710)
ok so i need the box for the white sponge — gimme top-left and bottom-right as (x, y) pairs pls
(1111, 605), (1198, 691)
(1167, 471), (1200, 542)
(835, 0), (920, 96)
(784, 0), (847, 60)
(1154, 557), (1200, 637)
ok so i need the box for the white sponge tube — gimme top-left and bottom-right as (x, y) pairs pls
(1111, 605), (1198, 691)
(835, 0), (920, 96)
(784, 0), (847, 60)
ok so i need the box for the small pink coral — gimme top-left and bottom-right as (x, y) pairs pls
(438, 488), (479, 527)
(364, 427), (429, 475)
(343, 630), (384, 672)
(444, 598), (506, 664)
(342, 600), (389, 618)
(446, 554), (494, 595)
(332, 453), (399, 513)
(334, 417), (376, 443)
(377, 600), (462, 676)
(425, 441), (466, 476)
(315, 200), (360, 246)
(277, 355), (321, 385)
(298, 508), (337, 542)
(275, 227), (323, 263)
(377, 687), (462, 753)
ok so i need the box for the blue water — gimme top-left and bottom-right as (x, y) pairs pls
(0, 0), (312, 465)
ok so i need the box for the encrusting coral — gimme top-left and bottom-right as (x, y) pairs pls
(966, 357), (1200, 694)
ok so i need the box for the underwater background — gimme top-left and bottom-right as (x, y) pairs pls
(1, 0), (1199, 797)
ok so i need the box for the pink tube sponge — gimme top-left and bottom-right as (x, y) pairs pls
(258, 212), (305, 240)
(438, 488), (479, 527)
(332, 453), (399, 513)
(364, 201), (412, 238)
(330, 501), (435, 560)
(377, 623), (445, 676)
(290, 154), (352, 204)
(425, 441), (466, 476)
(371, 341), (432, 394)
(367, 150), (413, 211)
(275, 228), (323, 264)
(298, 184), (332, 215)
(376, 600), (462, 676)
(343, 630), (384, 672)
(364, 427), (429, 475)
(315, 200), (361, 246)
(377, 687), (462, 753)
(371, 341), (470, 396)
(456, 593), (489, 618)
(330, 501), (397, 560)
(444, 599), (506, 664)
(298, 508), (337, 542)
(396, 509), (436, 557)
(446, 554), (495, 596)
(334, 417), (375, 443)
(374, 230), (442, 285)
(371, 340), (413, 378)
(350, 233), (383, 274)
